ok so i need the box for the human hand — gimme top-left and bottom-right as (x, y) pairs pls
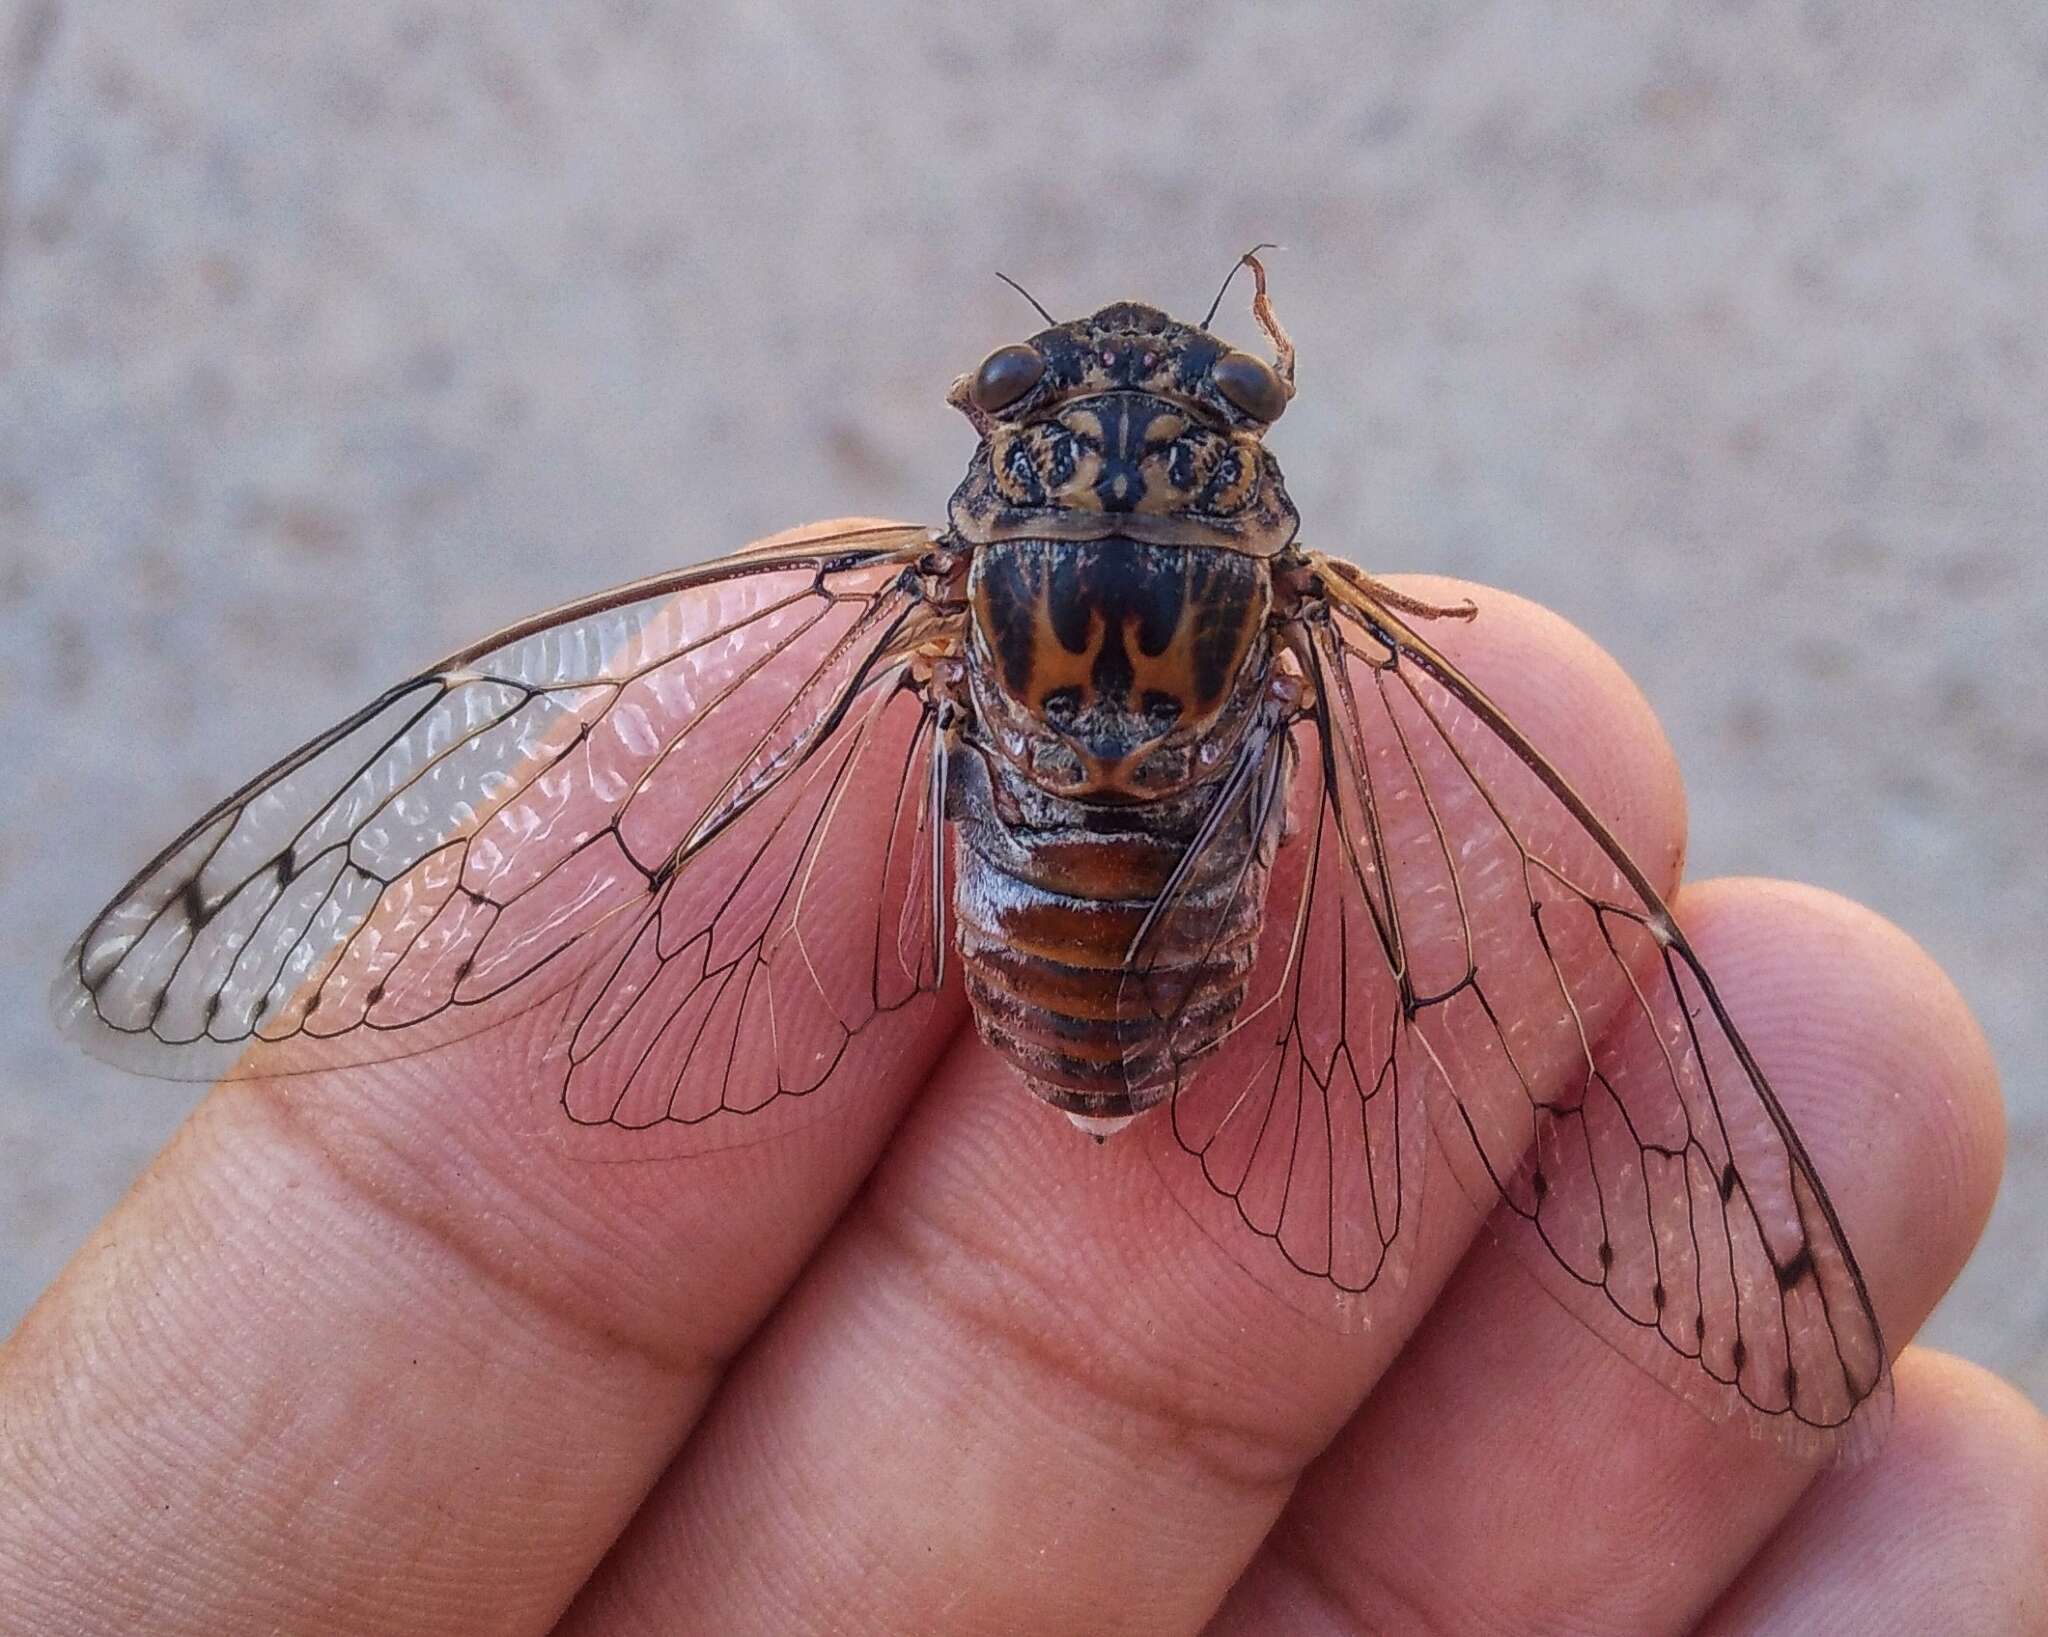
(4, 581), (2037, 1635)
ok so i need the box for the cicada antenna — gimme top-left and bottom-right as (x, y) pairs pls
(993, 270), (1057, 327)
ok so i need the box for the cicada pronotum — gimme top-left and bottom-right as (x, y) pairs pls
(54, 254), (1889, 1456)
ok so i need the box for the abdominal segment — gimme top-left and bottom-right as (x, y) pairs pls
(949, 752), (1281, 1116)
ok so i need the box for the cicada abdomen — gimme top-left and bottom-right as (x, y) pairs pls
(952, 536), (1283, 1127)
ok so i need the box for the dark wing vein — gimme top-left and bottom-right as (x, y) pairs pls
(55, 524), (947, 1101)
(1307, 572), (1889, 1449)
(557, 672), (947, 1131)
(1130, 560), (1887, 1450)
(1130, 690), (1425, 1306)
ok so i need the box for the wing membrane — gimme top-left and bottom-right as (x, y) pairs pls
(1325, 570), (1887, 1449)
(1138, 711), (1427, 1308)
(55, 522), (950, 1122)
(1143, 560), (1888, 1453)
(557, 675), (945, 1130)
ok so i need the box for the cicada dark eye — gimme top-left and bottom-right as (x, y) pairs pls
(1212, 350), (1288, 422)
(970, 344), (1046, 414)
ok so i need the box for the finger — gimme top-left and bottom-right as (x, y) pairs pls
(1698, 1349), (2048, 1634)
(1, 523), (968, 1636)
(1206, 881), (2004, 1637)
(554, 582), (1693, 1635)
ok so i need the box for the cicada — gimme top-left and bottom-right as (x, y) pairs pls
(55, 254), (1889, 1454)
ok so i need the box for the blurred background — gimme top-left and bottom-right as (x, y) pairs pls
(2, 3), (2041, 1401)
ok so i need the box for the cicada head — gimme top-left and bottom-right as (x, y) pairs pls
(946, 283), (1301, 558)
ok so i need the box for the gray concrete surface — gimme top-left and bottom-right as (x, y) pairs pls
(2, 2), (2042, 1403)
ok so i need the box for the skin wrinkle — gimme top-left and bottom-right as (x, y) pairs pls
(1255, 1520), (1468, 1637)
(857, 1173), (1312, 1504)
(15, 1122), (359, 1528)
(221, 1072), (732, 1393)
(1259, 1479), (1697, 1637)
(718, 1373), (952, 1637)
(186, 944), (968, 1401)
(15, 1280), (466, 1623)
(1230, 1344), (1626, 1637)
(204, 1139), (622, 1499)
(610, 1357), (945, 1637)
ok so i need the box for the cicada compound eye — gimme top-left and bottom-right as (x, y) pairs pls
(1212, 349), (1288, 422)
(970, 343), (1046, 414)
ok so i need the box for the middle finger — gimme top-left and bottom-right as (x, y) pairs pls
(559, 586), (1688, 1635)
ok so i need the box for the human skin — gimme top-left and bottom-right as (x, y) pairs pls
(1, 576), (2037, 1636)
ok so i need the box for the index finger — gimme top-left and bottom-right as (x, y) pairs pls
(3, 523), (968, 1634)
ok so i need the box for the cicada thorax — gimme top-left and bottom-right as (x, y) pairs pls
(952, 535), (1282, 1119)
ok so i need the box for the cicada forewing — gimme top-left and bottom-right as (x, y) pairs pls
(55, 520), (962, 1154)
(1123, 556), (1891, 1459)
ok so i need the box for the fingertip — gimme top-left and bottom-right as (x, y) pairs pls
(1889, 1347), (2048, 1462)
(1892, 1349), (2048, 1552)
(1701, 1348), (2048, 1635)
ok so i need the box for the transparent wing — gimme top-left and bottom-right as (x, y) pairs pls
(56, 521), (954, 1130)
(1135, 561), (1889, 1455)
(554, 665), (948, 1136)
(1127, 702), (1430, 1313)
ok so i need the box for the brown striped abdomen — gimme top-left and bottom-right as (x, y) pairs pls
(948, 713), (1279, 1120)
